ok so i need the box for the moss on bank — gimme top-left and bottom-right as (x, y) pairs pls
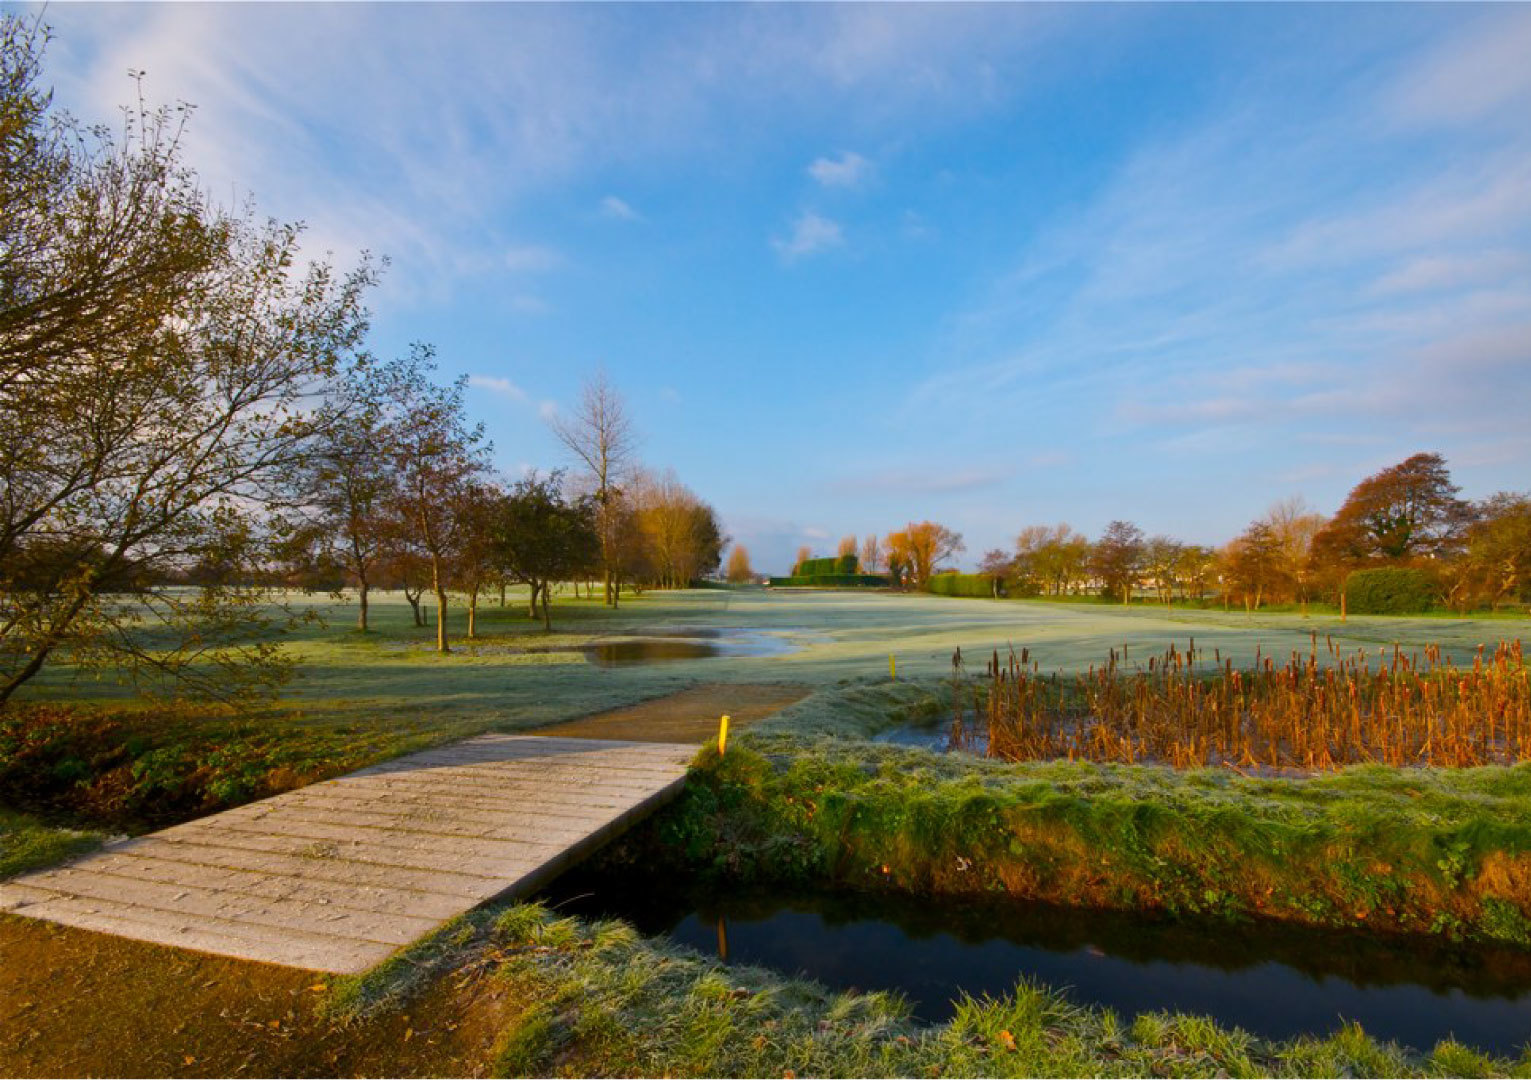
(632, 735), (1531, 946)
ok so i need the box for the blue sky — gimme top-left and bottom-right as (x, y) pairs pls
(27, 3), (1531, 572)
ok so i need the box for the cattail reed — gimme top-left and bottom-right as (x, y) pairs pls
(982, 639), (1529, 772)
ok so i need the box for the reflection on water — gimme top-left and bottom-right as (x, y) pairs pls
(589, 629), (798, 666)
(543, 869), (1531, 1054)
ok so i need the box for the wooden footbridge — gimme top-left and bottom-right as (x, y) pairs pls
(0, 734), (695, 973)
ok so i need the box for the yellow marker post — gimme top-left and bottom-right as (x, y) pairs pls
(890, 654), (896, 680)
(718, 714), (730, 755)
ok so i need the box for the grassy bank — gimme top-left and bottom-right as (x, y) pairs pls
(325, 898), (1529, 1078)
(633, 734), (1531, 946)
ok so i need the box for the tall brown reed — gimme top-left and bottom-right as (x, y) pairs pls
(980, 637), (1529, 771)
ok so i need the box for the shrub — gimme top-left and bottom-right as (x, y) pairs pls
(835, 553), (859, 575)
(927, 572), (997, 598)
(1344, 567), (1438, 614)
(795, 557), (840, 577)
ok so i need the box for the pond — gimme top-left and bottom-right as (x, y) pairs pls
(542, 870), (1531, 1055)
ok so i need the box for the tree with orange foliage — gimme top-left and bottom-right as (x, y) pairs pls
(886, 521), (964, 590)
(726, 544), (754, 584)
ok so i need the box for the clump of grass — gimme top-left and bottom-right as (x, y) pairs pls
(0, 808), (103, 878)
(979, 638), (1530, 771)
(480, 901), (1529, 1077)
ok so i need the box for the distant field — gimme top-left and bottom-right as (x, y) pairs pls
(17, 587), (1525, 734)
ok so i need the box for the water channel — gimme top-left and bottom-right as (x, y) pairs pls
(543, 869), (1531, 1055)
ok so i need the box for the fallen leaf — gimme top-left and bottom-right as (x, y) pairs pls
(997, 1029), (1017, 1052)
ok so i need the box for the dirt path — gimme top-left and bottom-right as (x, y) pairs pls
(532, 683), (812, 742)
(0, 914), (520, 1078)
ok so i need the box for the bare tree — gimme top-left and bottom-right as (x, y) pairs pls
(859, 534), (883, 574)
(550, 372), (636, 608)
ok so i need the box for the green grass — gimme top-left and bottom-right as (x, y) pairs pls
(0, 808), (102, 879)
(364, 898), (1531, 1078)
(8, 588), (1531, 1075)
(632, 731), (1531, 945)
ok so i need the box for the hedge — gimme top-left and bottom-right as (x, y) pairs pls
(927, 572), (998, 597)
(1344, 567), (1438, 614)
(767, 574), (889, 588)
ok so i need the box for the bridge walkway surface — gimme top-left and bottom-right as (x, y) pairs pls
(0, 734), (694, 973)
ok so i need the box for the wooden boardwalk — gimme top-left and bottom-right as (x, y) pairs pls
(0, 735), (694, 973)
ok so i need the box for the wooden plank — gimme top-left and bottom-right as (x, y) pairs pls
(53, 851), (470, 920)
(3, 893), (391, 973)
(1, 735), (692, 972)
(115, 837), (504, 899)
(5, 869), (436, 945)
(219, 802), (633, 842)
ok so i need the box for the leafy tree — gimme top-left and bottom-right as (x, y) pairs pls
(726, 545), (754, 584)
(1225, 520), (1285, 610)
(628, 468), (724, 589)
(296, 352), (426, 631)
(1461, 493), (1531, 610)
(1311, 453), (1472, 571)
(886, 521), (964, 589)
(0, 21), (377, 702)
(494, 472), (599, 631)
(1015, 524), (1090, 595)
(1142, 535), (1185, 605)
(389, 356), (490, 653)
(977, 549), (1013, 598)
(1091, 520), (1145, 604)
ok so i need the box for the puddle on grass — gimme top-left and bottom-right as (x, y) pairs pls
(543, 869), (1531, 1055)
(385, 627), (800, 665)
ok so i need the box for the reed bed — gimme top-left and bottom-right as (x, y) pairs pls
(970, 637), (1530, 771)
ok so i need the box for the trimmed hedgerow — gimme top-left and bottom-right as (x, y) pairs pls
(928, 572), (998, 597)
(1345, 568), (1438, 614)
(768, 574), (890, 588)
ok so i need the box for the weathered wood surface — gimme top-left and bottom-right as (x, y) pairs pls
(0, 734), (694, 973)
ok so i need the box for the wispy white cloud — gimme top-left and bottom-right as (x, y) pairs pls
(538, 400), (559, 421)
(1370, 251), (1528, 296)
(599, 195), (642, 221)
(808, 151), (871, 188)
(772, 211), (843, 261)
(467, 375), (528, 400)
(1385, 7), (1531, 129)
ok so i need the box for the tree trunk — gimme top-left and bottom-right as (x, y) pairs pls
(499, 583), (506, 607)
(541, 579), (553, 631)
(430, 555), (449, 653)
(467, 587), (478, 639)
(357, 579), (369, 632)
(407, 590), (424, 626)
(528, 581), (540, 619)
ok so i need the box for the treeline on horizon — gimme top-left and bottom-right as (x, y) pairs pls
(790, 452), (1531, 615)
(0, 18), (724, 704)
